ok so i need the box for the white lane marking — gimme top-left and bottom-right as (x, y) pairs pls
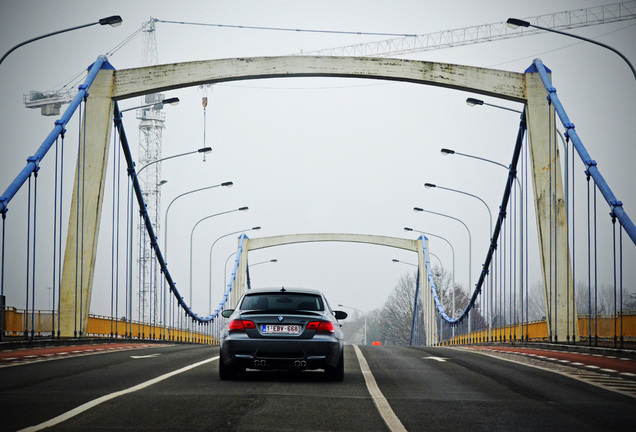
(422, 356), (448, 362)
(353, 345), (407, 432)
(18, 355), (220, 432)
(130, 354), (161, 359)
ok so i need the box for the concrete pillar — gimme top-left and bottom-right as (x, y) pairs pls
(418, 238), (437, 346)
(525, 68), (577, 342)
(232, 237), (250, 308)
(59, 68), (115, 337)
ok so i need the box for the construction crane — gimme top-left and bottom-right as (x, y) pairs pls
(298, 1), (636, 57)
(136, 17), (167, 331)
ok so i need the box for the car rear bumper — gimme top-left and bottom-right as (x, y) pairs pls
(221, 337), (342, 370)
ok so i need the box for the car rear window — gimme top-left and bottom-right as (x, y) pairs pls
(240, 293), (324, 312)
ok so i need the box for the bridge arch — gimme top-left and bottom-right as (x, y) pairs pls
(61, 55), (572, 343)
(229, 233), (436, 343)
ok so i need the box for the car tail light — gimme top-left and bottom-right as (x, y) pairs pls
(306, 321), (334, 333)
(228, 319), (256, 332)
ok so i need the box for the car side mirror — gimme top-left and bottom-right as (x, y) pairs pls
(221, 309), (234, 318)
(333, 310), (348, 320)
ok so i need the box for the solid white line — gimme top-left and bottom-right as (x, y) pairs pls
(353, 345), (407, 432)
(18, 355), (220, 432)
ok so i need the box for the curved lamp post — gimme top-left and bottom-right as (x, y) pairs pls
(189, 207), (248, 308)
(208, 226), (261, 314)
(424, 183), (492, 339)
(120, 97), (180, 114)
(222, 255), (278, 309)
(506, 18), (636, 81)
(161, 181), (232, 337)
(250, 259), (278, 267)
(441, 146), (524, 340)
(414, 207), (472, 334)
(163, 182), (233, 262)
(0, 16), (123, 66)
(413, 207), (471, 291)
(338, 303), (366, 345)
(465, 97), (522, 114)
(138, 146), (211, 176)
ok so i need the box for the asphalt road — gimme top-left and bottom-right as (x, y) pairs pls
(1, 343), (634, 431)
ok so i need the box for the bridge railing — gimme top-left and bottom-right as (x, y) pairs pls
(0, 307), (216, 344)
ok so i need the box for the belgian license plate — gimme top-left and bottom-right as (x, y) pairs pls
(262, 324), (300, 334)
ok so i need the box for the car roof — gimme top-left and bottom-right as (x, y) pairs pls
(244, 287), (323, 296)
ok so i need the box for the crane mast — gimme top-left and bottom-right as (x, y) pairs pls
(299, 1), (636, 57)
(137, 17), (167, 333)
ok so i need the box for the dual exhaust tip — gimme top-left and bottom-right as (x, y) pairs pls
(252, 360), (307, 367)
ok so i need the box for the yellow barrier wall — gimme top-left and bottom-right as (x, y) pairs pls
(3, 307), (634, 346)
(440, 313), (636, 345)
(1, 309), (216, 344)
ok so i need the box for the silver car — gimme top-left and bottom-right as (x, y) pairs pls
(219, 287), (348, 380)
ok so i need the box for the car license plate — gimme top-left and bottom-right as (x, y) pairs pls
(262, 324), (300, 334)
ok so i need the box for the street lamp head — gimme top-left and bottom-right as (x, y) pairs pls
(270, 259), (278, 263)
(424, 183), (436, 189)
(440, 148), (455, 156)
(198, 147), (212, 154)
(392, 259), (400, 263)
(506, 18), (530, 29)
(413, 207), (423, 212)
(99, 15), (123, 27)
(466, 98), (484, 107)
(238, 206), (249, 212)
(221, 181), (233, 187)
(158, 180), (168, 186)
(404, 227), (413, 232)
(162, 97), (180, 106)
(252, 226), (261, 231)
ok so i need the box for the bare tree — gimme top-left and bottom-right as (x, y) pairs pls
(366, 272), (418, 346)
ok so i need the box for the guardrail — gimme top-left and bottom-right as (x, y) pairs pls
(441, 313), (636, 345)
(1, 307), (217, 344)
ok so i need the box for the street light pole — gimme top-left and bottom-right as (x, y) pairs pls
(137, 147), (211, 176)
(465, 97), (523, 114)
(189, 207), (248, 311)
(119, 97), (180, 114)
(424, 183), (492, 341)
(338, 303), (366, 345)
(208, 227), (261, 314)
(441, 147), (524, 341)
(414, 207), (472, 336)
(162, 181), (232, 338)
(0, 16), (123, 66)
(506, 18), (636, 81)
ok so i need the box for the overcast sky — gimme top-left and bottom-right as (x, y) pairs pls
(1, 0), (634, 319)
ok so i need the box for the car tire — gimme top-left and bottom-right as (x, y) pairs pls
(219, 353), (240, 380)
(325, 351), (344, 381)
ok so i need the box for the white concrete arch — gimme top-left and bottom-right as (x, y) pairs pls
(59, 55), (572, 343)
(230, 233), (435, 345)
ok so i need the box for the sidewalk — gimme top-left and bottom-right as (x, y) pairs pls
(469, 344), (636, 379)
(0, 339), (168, 366)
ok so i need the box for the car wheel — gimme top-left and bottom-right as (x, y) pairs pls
(219, 353), (240, 380)
(325, 351), (344, 381)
